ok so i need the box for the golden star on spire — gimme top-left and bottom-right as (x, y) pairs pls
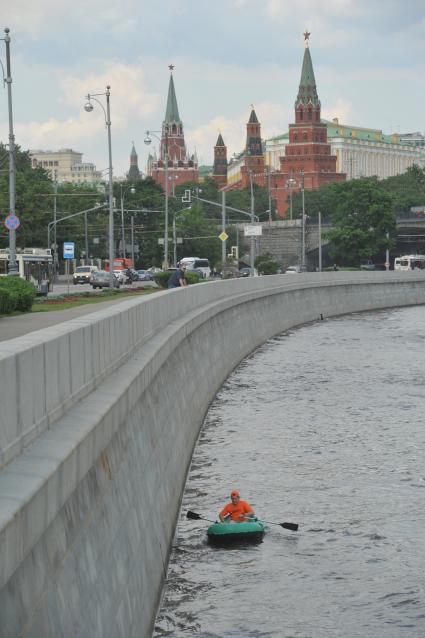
(303, 30), (311, 47)
(168, 64), (175, 72)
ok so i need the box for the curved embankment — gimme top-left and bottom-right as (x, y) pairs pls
(0, 272), (425, 638)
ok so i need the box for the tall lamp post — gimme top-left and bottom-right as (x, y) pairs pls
(119, 184), (136, 258)
(144, 129), (169, 269)
(83, 86), (115, 287)
(1, 28), (18, 275)
(285, 176), (297, 221)
(300, 169), (306, 271)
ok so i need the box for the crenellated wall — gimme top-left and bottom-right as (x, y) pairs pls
(1, 272), (425, 638)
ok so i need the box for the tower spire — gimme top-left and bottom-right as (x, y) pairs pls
(164, 66), (181, 123)
(296, 32), (320, 108)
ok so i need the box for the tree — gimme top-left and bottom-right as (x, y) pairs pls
(325, 178), (396, 264)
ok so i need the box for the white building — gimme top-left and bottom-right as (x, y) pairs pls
(265, 119), (425, 180)
(29, 148), (102, 184)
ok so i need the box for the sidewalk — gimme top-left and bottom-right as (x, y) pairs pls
(0, 294), (152, 343)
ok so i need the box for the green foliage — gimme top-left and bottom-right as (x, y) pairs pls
(380, 164), (425, 213)
(325, 178), (396, 264)
(255, 252), (279, 275)
(0, 276), (36, 313)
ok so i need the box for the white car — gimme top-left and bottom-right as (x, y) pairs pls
(113, 270), (127, 284)
(285, 265), (301, 274)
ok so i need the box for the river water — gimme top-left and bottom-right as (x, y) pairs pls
(154, 306), (425, 638)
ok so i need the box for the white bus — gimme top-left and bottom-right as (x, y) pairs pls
(179, 257), (211, 278)
(394, 255), (425, 271)
(0, 248), (53, 293)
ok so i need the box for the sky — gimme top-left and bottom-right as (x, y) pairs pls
(0, 0), (424, 178)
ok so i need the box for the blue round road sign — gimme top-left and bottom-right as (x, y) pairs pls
(4, 214), (20, 230)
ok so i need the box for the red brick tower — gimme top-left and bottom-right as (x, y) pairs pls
(272, 33), (345, 216)
(241, 108), (266, 188)
(212, 133), (227, 188)
(149, 67), (199, 193)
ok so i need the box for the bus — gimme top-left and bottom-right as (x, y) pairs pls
(0, 248), (53, 293)
(394, 255), (425, 271)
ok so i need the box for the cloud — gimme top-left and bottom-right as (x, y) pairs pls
(1, 62), (159, 154)
(322, 98), (354, 125)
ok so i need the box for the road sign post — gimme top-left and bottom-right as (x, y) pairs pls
(63, 242), (75, 294)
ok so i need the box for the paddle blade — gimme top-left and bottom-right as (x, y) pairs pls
(281, 522), (299, 532)
(186, 510), (202, 520)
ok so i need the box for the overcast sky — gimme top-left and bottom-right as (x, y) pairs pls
(1, 0), (424, 177)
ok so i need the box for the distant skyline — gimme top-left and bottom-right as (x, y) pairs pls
(1, 0), (424, 177)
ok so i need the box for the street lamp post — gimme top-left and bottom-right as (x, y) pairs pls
(1, 28), (18, 275)
(285, 176), (297, 221)
(249, 171), (255, 276)
(144, 130), (169, 269)
(300, 169), (306, 271)
(119, 184), (136, 259)
(84, 86), (114, 287)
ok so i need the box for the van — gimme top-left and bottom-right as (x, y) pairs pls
(179, 257), (211, 278)
(73, 265), (99, 285)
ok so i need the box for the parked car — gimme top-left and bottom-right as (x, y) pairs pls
(137, 269), (154, 281)
(91, 270), (120, 289)
(73, 265), (98, 285)
(148, 266), (162, 274)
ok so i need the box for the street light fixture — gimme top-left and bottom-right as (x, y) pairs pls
(83, 85), (115, 287)
(1, 28), (18, 276)
(144, 129), (169, 269)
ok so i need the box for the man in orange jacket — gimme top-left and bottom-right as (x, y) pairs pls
(219, 489), (255, 523)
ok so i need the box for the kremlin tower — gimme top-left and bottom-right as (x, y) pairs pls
(272, 32), (345, 216)
(148, 67), (199, 193)
(212, 133), (227, 188)
(241, 108), (266, 188)
(127, 142), (141, 180)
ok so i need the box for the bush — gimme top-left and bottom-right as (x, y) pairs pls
(154, 270), (200, 289)
(257, 260), (279, 275)
(0, 277), (37, 313)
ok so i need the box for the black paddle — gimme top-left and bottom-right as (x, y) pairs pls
(186, 510), (298, 532)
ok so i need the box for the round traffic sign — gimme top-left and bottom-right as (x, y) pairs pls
(4, 214), (20, 230)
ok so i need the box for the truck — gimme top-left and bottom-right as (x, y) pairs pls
(104, 258), (134, 272)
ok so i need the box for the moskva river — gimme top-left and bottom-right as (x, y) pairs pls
(154, 306), (425, 638)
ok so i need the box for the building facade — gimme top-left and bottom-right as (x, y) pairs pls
(270, 33), (345, 216)
(29, 148), (102, 184)
(147, 69), (199, 193)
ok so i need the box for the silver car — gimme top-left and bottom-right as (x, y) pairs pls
(91, 270), (120, 289)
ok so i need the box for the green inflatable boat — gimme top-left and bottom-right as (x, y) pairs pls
(207, 520), (266, 546)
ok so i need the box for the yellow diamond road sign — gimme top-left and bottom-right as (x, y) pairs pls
(219, 231), (228, 242)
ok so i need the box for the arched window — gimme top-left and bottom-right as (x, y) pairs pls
(299, 109), (303, 120)
(308, 110), (312, 120)
(294, 133), (298, 141)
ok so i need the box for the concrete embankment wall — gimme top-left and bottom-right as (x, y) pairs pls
(1, 272), (425, 638)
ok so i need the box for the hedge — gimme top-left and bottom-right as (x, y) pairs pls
(0, 277), (37, 314)
(154, 270), (200, 289)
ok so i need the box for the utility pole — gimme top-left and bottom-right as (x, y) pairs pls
(131, 216), (135, 264)
(300, 169), (306, 271)
(249, 171), (255, 276)
(4, 28), (18, 275)
(53, 171), (58, 280)
(318, 211), (322, 272)
(267, 167), (272, 224)
(221, 190), (226, 266)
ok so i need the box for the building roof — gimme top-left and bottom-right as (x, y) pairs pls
(248, 109), (259, 123)
(216, 133), (225, 146)
(164, 73), (181, 123)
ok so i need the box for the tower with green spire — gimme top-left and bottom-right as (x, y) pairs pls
(149, 66), (199, 193)
(241, 107), (266, 188)
(272, 32), (345, 217)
